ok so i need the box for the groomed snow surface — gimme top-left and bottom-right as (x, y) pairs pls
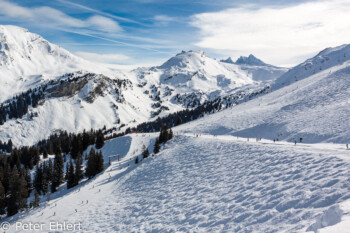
(5, 133), (350, 232)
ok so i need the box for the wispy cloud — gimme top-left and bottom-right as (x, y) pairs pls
(59, 28), (173, 54)
(153, 15), (176, 26)
(0, 0), (121, 33)
(191, 0), (350, 66)
(56, 0), (144, 25)
(87, 15), (122, 32)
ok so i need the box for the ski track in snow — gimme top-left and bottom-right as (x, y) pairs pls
(6, 134), (350, 232)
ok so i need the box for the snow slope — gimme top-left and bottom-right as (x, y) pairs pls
(274, 44), (350, 88)
(4, 134), (350, 232)
(175, 54), (350, 143)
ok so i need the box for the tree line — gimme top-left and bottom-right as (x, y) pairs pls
(0, 128), (105, 217)
(0, 87), (45, 125)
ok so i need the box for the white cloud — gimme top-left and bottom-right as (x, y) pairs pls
(75, 51), (130, 63)
(153, 15), (175, 26)
(0, 0), (33, 19)
(0, 0), (121, 34)
(34, 6), (85, 28)
(191, 0), (350, 66)
(57, 0), (141, 25)
(87, 15), (122, 32)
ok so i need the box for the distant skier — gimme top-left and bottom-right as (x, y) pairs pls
(53, 212), (56, 216)
(273, 139), (275, 143)
(347, 144), (349, 149)
(75, 209), (77, 213)
(86, 200), (88, 204)
(300, 137), (303, 143)
(295, 140), (297, 145)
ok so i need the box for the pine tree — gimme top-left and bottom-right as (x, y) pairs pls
(95, 130), (105, 149)
(0, 181), (5, 215)
(67, 159), (75, 189)
(82, 130), (90, 151)
(168, 129), (174, 140)
(74, 153), (83, 186)
(7, 139), (13, 152)
(154, 138), (160, 154)
(7, 169), (19, 216)
(48, 159), (53, 183)
(33, 164), (43, 194)
(31, 147), (40, 165)
(159, 125), (169, 144)
(175, 116), (182, 126)
(34, 190), (40, 207)
(43, 149), (48, 159)
(7, 166), (27, 216)
(18, 175), (28, 209)
(71, 134), (83, 159)
(97, 151), (104, 174)
(142, 145), (150, 159)
(48, 141), (54, 155)
(51, 150), (64, 193)
(2, 164), (11, 193)
(24, 168), (32, 195)
(85, 149), (104, 178)
(65, 162), (69, 181)
(85, 148), (96, 179)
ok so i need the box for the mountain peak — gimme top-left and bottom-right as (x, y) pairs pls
(235, 54), (267, 66)
(220, 54), (269, 66)
(0, 25), (29, 35)
(158, 50), (207, 69)
(220, 57), (235, 64)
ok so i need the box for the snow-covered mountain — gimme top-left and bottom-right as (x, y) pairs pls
(0, 27), (288, 146)
(221, 54), (288, 81)
(129, 50), (286, 110)
(0, 25), (116, 102)
(237, 54), (267, 66)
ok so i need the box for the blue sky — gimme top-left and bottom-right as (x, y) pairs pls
(1, 0), (350, 69)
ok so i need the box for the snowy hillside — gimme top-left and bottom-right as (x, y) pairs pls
(0, 71), (156, 146)
(175, 53), (350, 143)
(4, 133), (350, 232)
(274, 44), (350, 88)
